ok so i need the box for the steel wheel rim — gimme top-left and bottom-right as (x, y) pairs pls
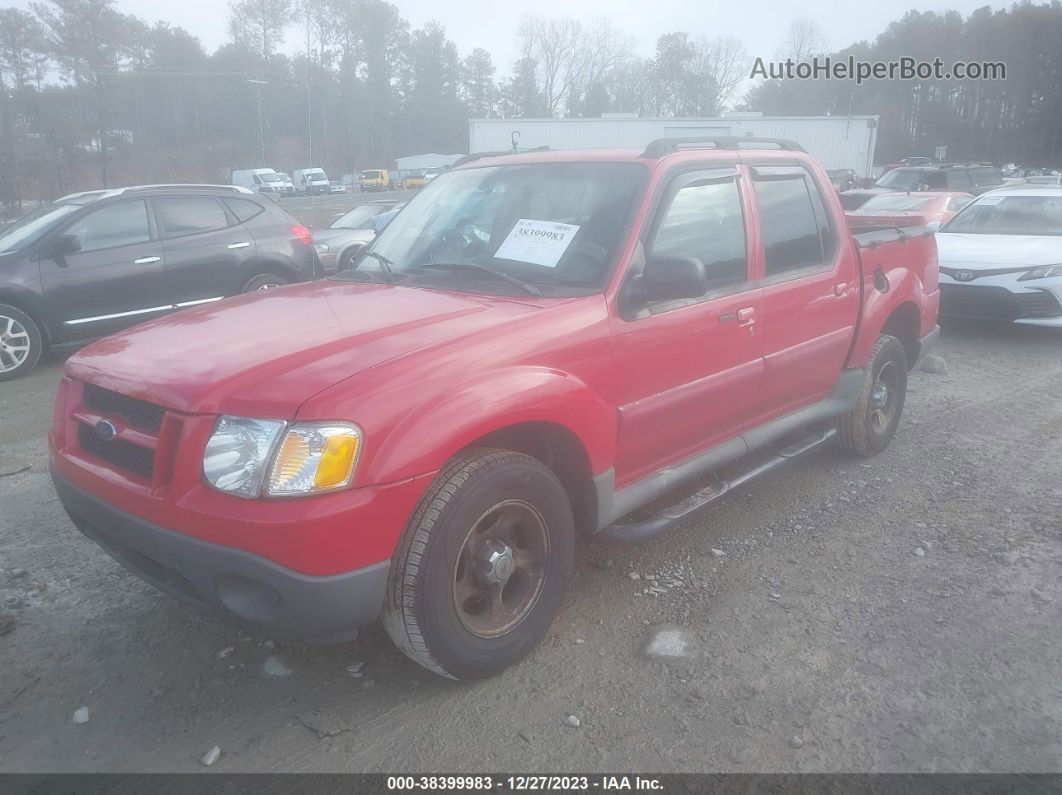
(0, 315), (31, 373)
(869, 360), (899, 435)
(452, 499), (549, 639)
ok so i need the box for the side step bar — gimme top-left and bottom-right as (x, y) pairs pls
(594, 428), (837, 544)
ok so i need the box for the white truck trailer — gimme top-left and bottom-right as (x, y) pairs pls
(468, 114), (879, 177)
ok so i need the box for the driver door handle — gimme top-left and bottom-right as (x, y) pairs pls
(133, 255), (161, 265)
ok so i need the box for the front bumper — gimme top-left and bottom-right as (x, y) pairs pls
(938, 274), (1062, 326)
(53, 470), (389, 640)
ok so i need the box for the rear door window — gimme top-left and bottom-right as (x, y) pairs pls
(224, 198), (265, 223)
(946, 170), (972, 189)
(156, 197), (230, 238)
(972, 167), (1003, 187)
(752, 166), (836, 276)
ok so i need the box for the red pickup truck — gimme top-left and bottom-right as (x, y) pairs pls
(49, 139), (939, 680)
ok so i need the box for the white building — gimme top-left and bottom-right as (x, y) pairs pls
(394, 153), (464, 172)
(468, 114), (879, 176)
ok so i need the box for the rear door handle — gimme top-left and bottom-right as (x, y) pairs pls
(133, 255), (161, 264)
(227, 242), (251, 249)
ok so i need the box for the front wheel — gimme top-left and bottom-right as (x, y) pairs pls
(382, 449), (575, 680)
(0, 304), (43, 382)
(836, 334), (908, 457)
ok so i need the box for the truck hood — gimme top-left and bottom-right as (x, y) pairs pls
(65, 280), (542, 417)
(936, 233), (1062, 268)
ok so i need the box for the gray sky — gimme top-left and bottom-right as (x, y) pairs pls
(12, 0), (1005, 72)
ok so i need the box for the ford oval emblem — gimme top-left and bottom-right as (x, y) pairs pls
(954, 270), (976, 282)
(95, 419), (118, 442)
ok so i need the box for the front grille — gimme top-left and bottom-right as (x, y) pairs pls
(940, 285), (1062, 321)
(83, 384), (165, 434)
(79, 423), (155, 480)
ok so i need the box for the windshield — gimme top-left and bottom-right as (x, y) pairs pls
(259, 172), (282, 183)
(362, 170), (383, 179)
(859, 195), (934, 212)
(335, 161), (646, 296)
(875, 168), (926, 190)
(331, 204), (394, 229)
(941, 194), (1062, 235)
(0, 203), (81, 253)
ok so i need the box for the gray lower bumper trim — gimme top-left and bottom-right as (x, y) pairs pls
(52, 470), (388, 640)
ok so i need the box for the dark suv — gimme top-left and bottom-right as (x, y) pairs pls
(840, 163), (1004, 209)
(0, 184), (319, 380)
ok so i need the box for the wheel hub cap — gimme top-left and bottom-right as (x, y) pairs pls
(871, 383), (889, 409)
(452, 500), (549, 638)
(476, 540), (515, 586)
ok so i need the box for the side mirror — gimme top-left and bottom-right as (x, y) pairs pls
(642, 255), (708, 302)
(44, 234), (81, 259)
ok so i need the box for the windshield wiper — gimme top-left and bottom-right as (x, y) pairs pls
(360, 250), (396, 283)
(422, 262), (542, 296)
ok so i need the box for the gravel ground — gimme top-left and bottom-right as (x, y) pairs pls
(0, 320), (1059, 772)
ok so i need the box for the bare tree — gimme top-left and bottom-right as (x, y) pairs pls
(780, 17), (827, 62)
(228, 0), (294, 61)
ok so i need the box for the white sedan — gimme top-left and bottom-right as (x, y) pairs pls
(935, 185), (1062, 326)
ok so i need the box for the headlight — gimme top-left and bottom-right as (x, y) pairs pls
(203, 417), (285, 497)
(267, 424), (362, 496)
(314, 243), (330, 254)
(203, 418), (362, 498)
(1019, 263), (1062, 281)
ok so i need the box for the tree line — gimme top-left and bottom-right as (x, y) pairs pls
(0, 0), (1060, 207)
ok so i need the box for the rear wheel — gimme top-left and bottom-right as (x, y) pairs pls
(383, 449), (575, 680)
(836, 334), (908, 457)
(0, 304), (42, 382)
(242, 273), (289, 293)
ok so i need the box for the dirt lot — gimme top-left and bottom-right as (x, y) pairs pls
(0, 320), (1059, 773)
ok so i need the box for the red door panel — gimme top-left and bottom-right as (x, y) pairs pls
(610, 287), (764, 485)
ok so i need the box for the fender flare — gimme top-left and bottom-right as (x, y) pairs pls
(362, 366), (616, 486)
(848, 265), (933, 369)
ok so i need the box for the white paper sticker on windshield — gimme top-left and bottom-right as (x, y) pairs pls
(494, 219), (580, 268)
(977, 196), (1004, 205)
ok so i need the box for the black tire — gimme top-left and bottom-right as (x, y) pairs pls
(337, 246), (362, 272)
(382, 448), (575, 680)
(836, 334), (908, 457)
(242, 273), (289, 293)
(0, 303), (43, 382)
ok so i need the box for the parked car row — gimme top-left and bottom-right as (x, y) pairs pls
(0, 184), (319, 380)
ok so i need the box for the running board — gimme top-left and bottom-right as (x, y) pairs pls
(594, 428), (837, 544)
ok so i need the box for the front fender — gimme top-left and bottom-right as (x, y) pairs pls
(362, 366), (616, 486)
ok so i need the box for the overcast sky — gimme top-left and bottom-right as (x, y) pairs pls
(11, 0), (1005, 71)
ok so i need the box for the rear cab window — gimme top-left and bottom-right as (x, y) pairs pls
(751, 166), (836, 278)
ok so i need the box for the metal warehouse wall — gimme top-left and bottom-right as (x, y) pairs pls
(468, 116), (879, 176)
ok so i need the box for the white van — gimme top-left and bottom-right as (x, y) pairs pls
(231, 168), (286, 197)
(293, 167), (330, 196)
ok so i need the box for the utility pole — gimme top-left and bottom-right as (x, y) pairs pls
(305, 0), (313, 164)
(247, 77), (268, 162)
